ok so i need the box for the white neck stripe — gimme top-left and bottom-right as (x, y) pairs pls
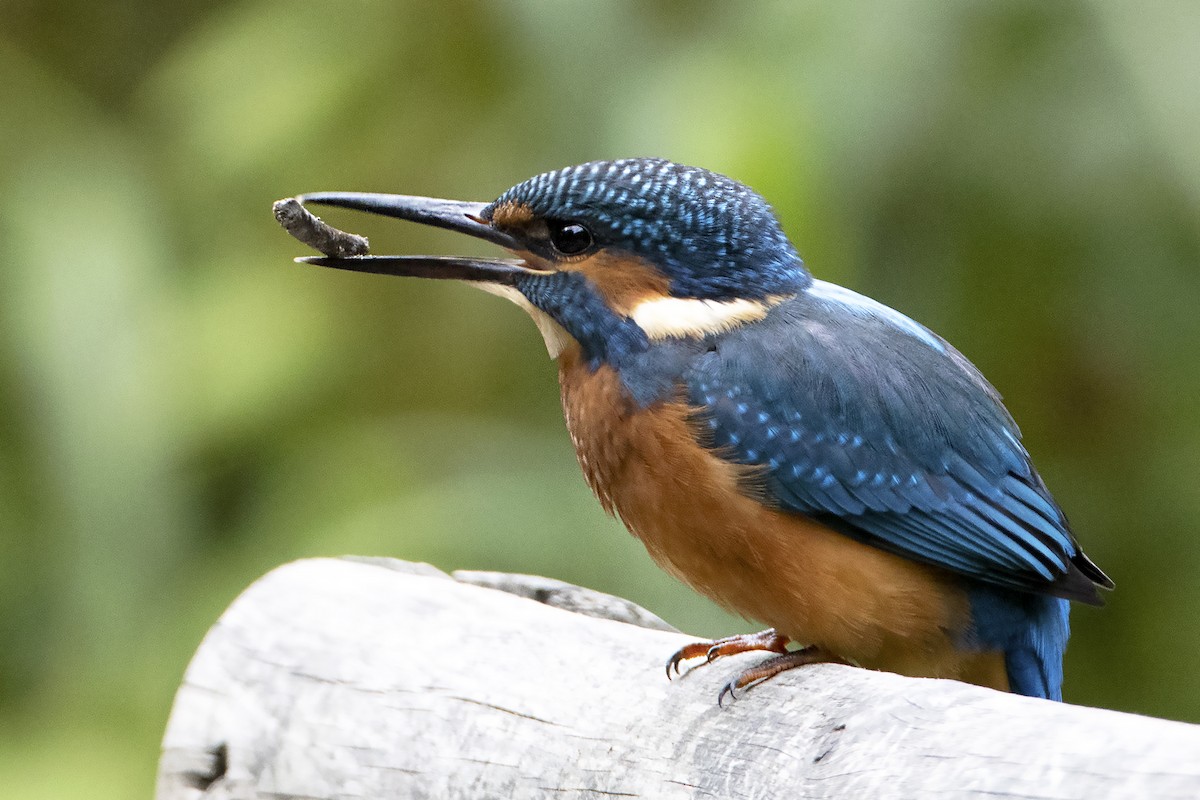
(630, 295), (784, 340)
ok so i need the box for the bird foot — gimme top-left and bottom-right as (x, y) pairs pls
(717, 646), (848, 707)
(665, 628), (790, 679)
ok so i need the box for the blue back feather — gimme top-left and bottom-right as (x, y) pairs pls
(680, 290), (1096, 603)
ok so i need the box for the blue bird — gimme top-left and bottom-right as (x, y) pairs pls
(286, 158), (1112, 702)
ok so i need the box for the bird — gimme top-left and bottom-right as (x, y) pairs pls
(286, 157), (1112, 703)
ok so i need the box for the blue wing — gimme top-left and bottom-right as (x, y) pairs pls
(683, 284), (1111, 603)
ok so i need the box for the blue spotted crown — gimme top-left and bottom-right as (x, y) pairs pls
(483, 158), (809, 299)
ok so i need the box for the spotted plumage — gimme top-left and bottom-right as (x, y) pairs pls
(291, 157), (1112, 702)
(484, 158), (808, 300)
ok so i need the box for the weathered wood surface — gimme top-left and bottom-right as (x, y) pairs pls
(157, 557), (1200, 800)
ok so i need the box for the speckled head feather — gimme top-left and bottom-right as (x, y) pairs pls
(481, 158), (811, 300)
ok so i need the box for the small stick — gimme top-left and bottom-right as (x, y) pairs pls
(273, 197), (370, 257)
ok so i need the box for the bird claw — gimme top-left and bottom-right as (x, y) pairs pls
(665, 652), (682, 680)
(717, 679), (740, 707)
(665, 629), (792, 684)
(665, 640), (718, 679)
(713, 646), (846, 706)
(674, 644), (849, 705)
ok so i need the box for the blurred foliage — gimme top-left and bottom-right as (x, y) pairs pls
(0, 0), (1198, 796)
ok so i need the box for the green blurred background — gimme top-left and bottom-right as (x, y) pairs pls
(1, 0), (1198, 795)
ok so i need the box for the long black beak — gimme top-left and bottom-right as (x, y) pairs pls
(299, 192), (518, 249)
(278, 191), (539, 284)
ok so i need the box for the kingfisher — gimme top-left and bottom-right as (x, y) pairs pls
(285, 158), (1112, 703)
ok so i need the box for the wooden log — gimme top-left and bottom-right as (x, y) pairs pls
(157, 557), (1200, 799)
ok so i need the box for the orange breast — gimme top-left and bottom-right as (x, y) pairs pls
(557, 345), (1008, 688)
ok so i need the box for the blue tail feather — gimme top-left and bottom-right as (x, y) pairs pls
(966, 586), (1071, 700)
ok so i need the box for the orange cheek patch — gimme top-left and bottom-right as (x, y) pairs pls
(562, 251), (671, 316)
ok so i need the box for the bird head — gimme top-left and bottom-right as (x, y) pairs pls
(294, 158), (810, 361)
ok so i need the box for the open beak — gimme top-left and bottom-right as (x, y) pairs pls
(280, 191), (538, 285)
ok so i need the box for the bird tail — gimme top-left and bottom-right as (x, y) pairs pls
(1002, 596), (1071, 700)
(968, 587), (1072, 700)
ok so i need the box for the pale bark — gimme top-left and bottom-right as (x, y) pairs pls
(157, 557), (1200, 800)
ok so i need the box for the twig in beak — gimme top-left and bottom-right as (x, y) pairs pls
(273, 197), (371, 257)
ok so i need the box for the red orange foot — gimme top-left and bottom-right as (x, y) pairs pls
(717, 646), (848, 707)
(665, 628), (790, 679)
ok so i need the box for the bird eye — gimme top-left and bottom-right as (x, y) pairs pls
(547, 220), (593, 255)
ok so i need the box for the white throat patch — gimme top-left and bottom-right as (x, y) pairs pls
(629, 295), (787, 340)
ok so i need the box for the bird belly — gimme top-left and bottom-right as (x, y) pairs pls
(558, 349), (1007, 688)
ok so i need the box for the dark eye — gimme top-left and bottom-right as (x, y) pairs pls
(547, 220), (593, 255)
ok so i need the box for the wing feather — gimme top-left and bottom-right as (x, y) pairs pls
(684, 290), (1110, 603)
